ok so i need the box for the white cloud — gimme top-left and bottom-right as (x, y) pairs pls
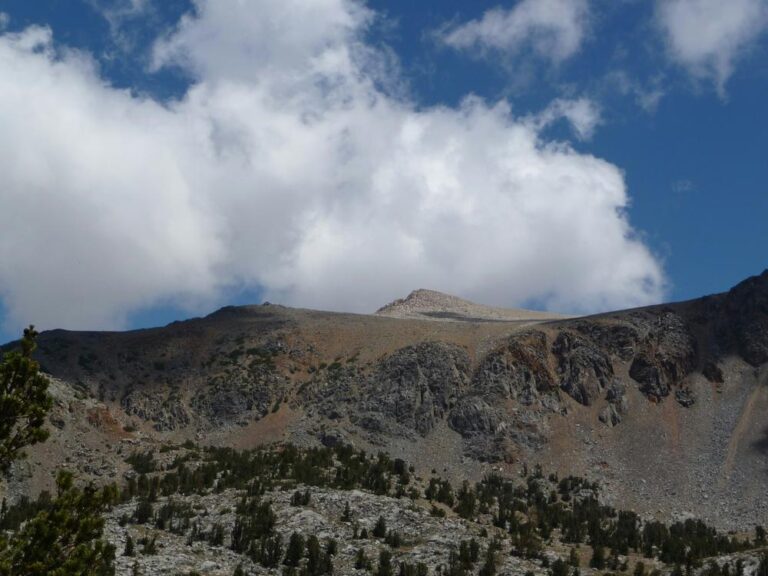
(656, 0), (768, 94)
(531, 97), (602, 140)
(0, 0), (664, 334)
(607, 70), (666, 114)
(438, 0), (590, 64)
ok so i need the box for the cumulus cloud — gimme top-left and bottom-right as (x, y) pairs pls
(656, 0), (768, 94)
(0, 0), (664, 334)
(438, 0), (590, 64)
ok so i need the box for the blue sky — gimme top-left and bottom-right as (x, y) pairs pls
(0, 0), (766, 343)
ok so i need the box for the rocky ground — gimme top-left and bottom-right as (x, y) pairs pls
(104, 478), (767, 576)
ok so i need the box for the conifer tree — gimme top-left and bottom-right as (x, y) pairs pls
(0, 327), (53, 473)
(124, 535), (135, 557)
(377, 548), (394, 576)
(355, 548), (370, 570)
(590, 545), (606, 570)
(373, 515), (388, 538)
(284, 532), (305, 567)
(0, 470), (115, 575)
(569, 548), (579, 567)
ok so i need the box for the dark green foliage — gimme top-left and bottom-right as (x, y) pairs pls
(373, 515), (387, 538)
(569, 547), (580, 567)
(429, 504), (446, 518)
(284, 532), (305, 567)
(478, 538), (501, 576)
(0, 327), (53, 474)
(355, 548), (371, 570)
(446, 549), (467, 576)
(0, 470), (115, 575)
(208, 523), (225, 546)
(231, 498), (276, 554)
(377, 548), (393, 576)
(550, 558), (570, 576)
(385, 530), (403, 548)
(139, 536), (156, 555)
(590, 544), (606, 569)
(124, 535), (135, 557)
(249, 534), (282, 568)
(757, 555), (768, 576)
(325, 539), (338, 556)
(154, 499), (192, 534)
(125, 451), (156, 474)
(133, 498), (153, 524)
(304, 534), (333, 576)
(290, 489), (311, 507)
(454, 482), (476, 519)
(425, 478), (454, 506)
(399, 561), (429, 576)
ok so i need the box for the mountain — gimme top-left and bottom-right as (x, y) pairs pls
(3, 270), (768, 535)
(375, 288), (570, 323)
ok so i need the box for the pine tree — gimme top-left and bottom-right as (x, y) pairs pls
(569, 548), (580, 567)
(590, 545), (606, 570)
(757, 555), (768, 576)
(305, 535), (321, 575)
(284, 532), (304, 567)
(377, 549), (394, 576)
(0, 470), (115, 575)
(355, 548), (370, 570)
(0, 327), (53, 473)
(551, 558), (570, 576)
(124, 535), (135, 557)
(454, 481), (476, 519)
(373, 515), (388, 538)
(479, 538), (501, 576)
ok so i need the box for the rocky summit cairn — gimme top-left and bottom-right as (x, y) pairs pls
(375, 288), (568, 322)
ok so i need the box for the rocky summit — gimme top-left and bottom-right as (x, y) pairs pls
(2, 271), (768, 575)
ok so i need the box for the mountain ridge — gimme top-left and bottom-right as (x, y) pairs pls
(2, 270), (768, 534)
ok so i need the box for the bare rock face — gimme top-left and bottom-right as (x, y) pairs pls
(355, 342), (471, 437)
(448, 394), (548, 461)
(471, 331), (557, 406)
(628, 312), (697, 401)
(448, 396), (505, 435)
(121, 387), (189, 431)
(552, 331), (614, 406)
(191, 362), (285, 425)
(719, 270), (768, 366)
(599, 381), (629, 427)
(574, 321), (640, 361)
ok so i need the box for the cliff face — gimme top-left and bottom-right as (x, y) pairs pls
(5, 271), (768, 530)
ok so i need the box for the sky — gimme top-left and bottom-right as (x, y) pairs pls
(0, 0), (766, 343)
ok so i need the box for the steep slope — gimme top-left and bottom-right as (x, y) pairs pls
(3, 271), (768, 531)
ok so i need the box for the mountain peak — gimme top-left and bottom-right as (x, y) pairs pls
(375, 288), (569, 322)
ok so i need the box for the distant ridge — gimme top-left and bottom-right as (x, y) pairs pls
(375, 288), (569, 322)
